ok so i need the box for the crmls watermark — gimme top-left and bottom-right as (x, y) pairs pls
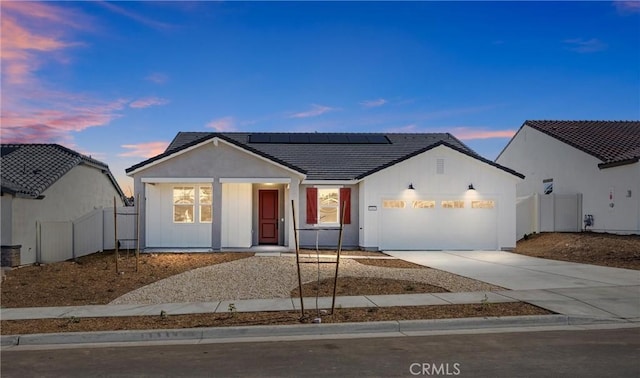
(409, 362), (461, 376)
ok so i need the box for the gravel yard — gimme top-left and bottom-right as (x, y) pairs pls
(110, 256), (501, 305)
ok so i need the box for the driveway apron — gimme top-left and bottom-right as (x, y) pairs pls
(386, 250), (640, 319)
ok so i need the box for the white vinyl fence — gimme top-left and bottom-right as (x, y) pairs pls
(516, 193), (583, 240)
(37, 206), (137, 263)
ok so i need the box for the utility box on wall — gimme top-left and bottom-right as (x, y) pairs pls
(1, 245), (21, 267)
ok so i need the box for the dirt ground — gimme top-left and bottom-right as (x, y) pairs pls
(1, 303), (551, 335)
(2, 232), (635, 335)
(514, 232), (640, 270)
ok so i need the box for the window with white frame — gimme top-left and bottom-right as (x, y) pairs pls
(173, 186), (195, 223)
(173, 185), (213, 223)
(318, 188), (339, 224)
(199, 186), (213, 222)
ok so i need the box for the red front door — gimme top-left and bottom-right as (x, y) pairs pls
(259, 190), (278, 244)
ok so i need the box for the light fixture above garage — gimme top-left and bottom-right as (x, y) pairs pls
(408, 183), (415, 190)
(468, 183), (475, 190)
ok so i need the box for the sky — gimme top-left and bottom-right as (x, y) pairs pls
(1, 1), (639, 196)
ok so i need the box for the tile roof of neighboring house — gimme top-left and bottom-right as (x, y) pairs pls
(0, 144), (125, 199)
(127, 132), (524, 180)
(520, 120), (640, 167)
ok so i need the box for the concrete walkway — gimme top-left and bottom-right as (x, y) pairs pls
(0, 291), (515, 321)
(387, 250), (640, 320)
(2, 251), (639, 348)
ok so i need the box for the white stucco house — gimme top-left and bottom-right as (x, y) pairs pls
(126, 132), (523, 252)
(496, 120), (640, 235)
(1, 144), (126, 265)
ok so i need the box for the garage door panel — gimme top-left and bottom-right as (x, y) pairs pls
(380, 197), (497, 250)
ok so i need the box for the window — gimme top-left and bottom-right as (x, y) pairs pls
(318, 188), (339, 224)
(199, 186), (213, 222)
(412, 200), (435, 209)
(173, 187), (195, 223)
(383, 200), (406, 209)
(306, 187), (351, 225)
(471, 200), (495, 209)
(442, 200), (464, 209)
(173, 185), (212, 223)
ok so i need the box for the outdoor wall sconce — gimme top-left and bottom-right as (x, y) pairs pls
(468, 183), (475, 190)
(408, 183), (415, 190)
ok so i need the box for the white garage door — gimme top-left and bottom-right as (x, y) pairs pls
(379, 197), (497, 250)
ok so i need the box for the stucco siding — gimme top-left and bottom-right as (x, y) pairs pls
(1, 195), (13, 245)
(132, 140), (302, 249)
(11, 164), (123, 264)
(497, 126), (640, 233)
(361, 145), (518, 250)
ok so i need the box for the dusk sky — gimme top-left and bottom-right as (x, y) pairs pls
(1, 1), (639, 195)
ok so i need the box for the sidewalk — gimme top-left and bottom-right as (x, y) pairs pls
(0, 291), (516, 321)
(2, 251), (638, 348)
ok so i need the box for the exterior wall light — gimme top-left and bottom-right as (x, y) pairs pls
(468, 183), (475, 190)
(408, 183), (415, 190)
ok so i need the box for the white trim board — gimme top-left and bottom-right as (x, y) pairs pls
(142, 178), (215, 183)
(220, 178), (291, 184)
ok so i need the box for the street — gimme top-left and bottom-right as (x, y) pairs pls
(2, 327), (639, 377)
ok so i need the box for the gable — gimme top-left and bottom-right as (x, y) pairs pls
(1, 144), (124, 199)
(498, 120), (640, 168)
(127, 137), (306, 178)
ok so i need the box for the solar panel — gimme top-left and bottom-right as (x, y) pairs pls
(270, 134), (290, 143)
(347, 135), (368, 143)
(248, 134), (270, 143)
(247, 133), (391, 144)
(289, 134), (310, 143)
(366, 135), (390, 144)
(1, 146), (19, 156)
(327, 134), (349, 143)
(308, 134), (330, 143)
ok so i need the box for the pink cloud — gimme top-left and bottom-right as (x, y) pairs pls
(386, 124), (419, 133)
(1, 99), (128, 143)
(129, 97), (170, 109)
(288, 104), (335, 119)
(206, 116), (236, 131)
(119, 141), (170, 158)
(384, 125), (515, 140)
(96, 1), (174, 30)
(0, 3), (128, 146)
(1, 2), (85, 85)
(451, 128), (516, 140)
(145, 72), (169, 84)
(360, 98), (388, 108)
(614, 1), (640, 14)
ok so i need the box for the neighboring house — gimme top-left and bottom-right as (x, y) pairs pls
(1, 144), (126, 265)
(496, 120), (640, 236)
(126, 132), (523, 252)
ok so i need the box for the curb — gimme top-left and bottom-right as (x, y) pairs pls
(3, 314), (635, 348)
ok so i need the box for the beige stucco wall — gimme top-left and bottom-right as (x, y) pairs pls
(10, 164), (123, 264)
(497, 126), (640, 233)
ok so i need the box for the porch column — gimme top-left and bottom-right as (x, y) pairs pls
(287, 179), (300, 250)
(212, 179), (222, 250)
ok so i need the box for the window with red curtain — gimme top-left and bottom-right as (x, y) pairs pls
(306, 187), (351, 225)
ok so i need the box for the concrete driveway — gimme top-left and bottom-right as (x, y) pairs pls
(387, 250), (640, 320)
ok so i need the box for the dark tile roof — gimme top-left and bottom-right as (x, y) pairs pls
(1, 144), (124, 199)
(523, 120), (640, 167)
(128, 132), (523, 180)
